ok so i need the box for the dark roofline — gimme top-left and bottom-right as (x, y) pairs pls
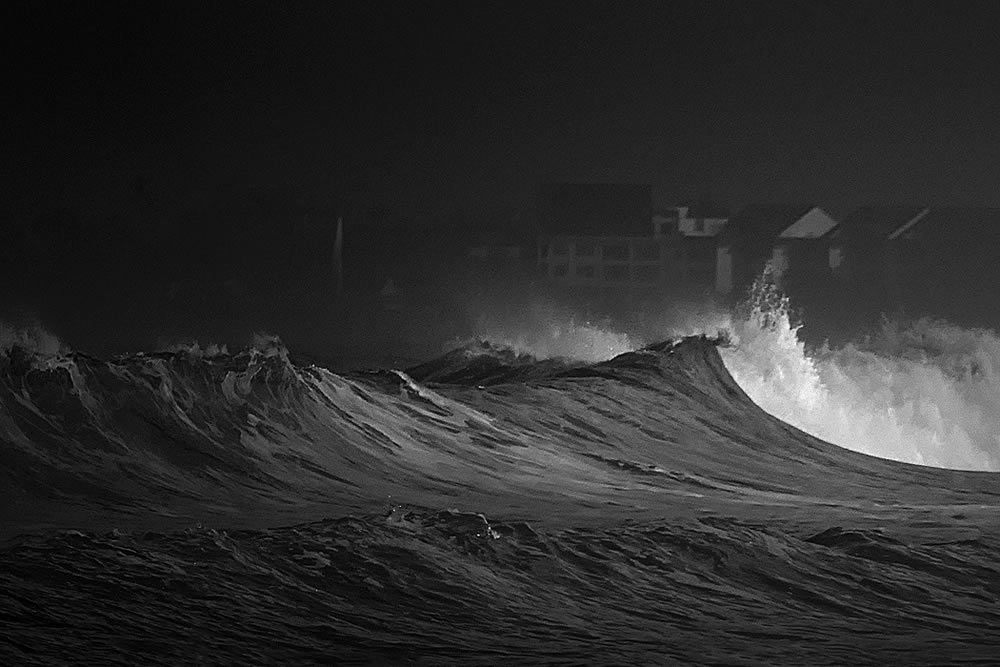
(890, 206), (1000, 241)
(721, 203), (817, 242)
(833, 205), (929, 242)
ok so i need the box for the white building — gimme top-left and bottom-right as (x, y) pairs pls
(716, 204), (837, 296)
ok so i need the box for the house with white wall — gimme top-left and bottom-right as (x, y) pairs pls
(770, 206), (839, 289)
(715, 204), (838, 296)
(652, 202), (729, 286)
(653, 204), (728, 239)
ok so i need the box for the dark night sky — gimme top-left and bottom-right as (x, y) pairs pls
(7, 0), (1000, 230)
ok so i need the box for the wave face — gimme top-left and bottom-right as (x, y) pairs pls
(2, 322), (1000, 664)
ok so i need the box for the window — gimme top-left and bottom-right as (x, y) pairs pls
(575, 264), (595, 279)
(604, 264), (630, 281)
(829, 246), (844, 272)
(603, 244), (629, 260)
(552, 264), (568, 277)
(552, 241), (569, 256)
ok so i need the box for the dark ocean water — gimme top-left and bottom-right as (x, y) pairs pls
(2, 333), (999, 665)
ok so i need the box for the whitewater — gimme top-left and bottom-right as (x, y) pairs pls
(2, 282), (1000, 664)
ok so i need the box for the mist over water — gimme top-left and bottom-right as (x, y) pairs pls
(455, 300), (637, 363)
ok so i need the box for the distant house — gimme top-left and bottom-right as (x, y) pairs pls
(884, 207), (1000, 322)
(828, 206), (929, 281)
(537, 183), (659, 289)
(537, 189), (734, 314)
(716, 204), (838, 296)
(673, 201), (729, 238)
(539, 233), (666, 288)
(820, 206), (930, 319)
(653, 202), (729, 285)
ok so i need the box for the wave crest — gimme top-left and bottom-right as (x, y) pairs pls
(719, 268), (1000, 471)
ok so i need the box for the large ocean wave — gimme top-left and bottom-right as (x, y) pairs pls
(2, 283), (1000, 664)
(457, 273), (1000, 472)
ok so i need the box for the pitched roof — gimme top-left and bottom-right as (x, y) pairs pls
(720, 204), (818, 243)
(889, 206), (1000, 242)
(778, 207), (838, 238)
(538, 183), (652, 236)
(832, 206), (928, 244)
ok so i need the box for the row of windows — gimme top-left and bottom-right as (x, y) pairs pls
(551, 264), (662, 283)
(546, 242), (660, 261)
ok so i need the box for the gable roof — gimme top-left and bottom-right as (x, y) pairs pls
(778, 207), (838, 238)
(835, 206), (930, 244)
(832, 206), (931, 245)
(538, 183), (652, 236)
(889, 206), (1000, 242)
(720, 204), (819, 244)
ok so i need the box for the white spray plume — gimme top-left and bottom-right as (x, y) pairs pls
(719, 267), (1000, 471)
(460, 301), (637, 363)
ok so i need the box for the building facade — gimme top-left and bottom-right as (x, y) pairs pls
(716, 204), (837, 298)
(536, 188), (728, 317)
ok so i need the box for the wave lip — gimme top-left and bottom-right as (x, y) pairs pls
(404, 340), (581, 386)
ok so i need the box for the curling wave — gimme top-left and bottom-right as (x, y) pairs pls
(2, 317), (1000, 664)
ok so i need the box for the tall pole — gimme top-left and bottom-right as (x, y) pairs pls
(334, 216), (343, 299)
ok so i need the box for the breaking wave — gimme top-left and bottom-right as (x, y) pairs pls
(3, 300), (1000, 664)
(720, 271), (1000, 471)
(453, 269), (1000, 472)
(458, 301), (637, 362)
